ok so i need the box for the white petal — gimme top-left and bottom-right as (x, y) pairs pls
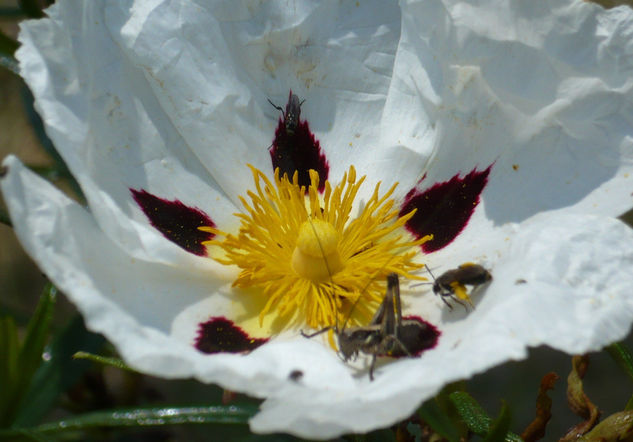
(103, 0), (401, 186)
(384, 0), (633, 217)
(0, 155), (230, 373)
(8, 0), (633, 439)
(252, 213), (633, 438)
(17, 1), (238, 264)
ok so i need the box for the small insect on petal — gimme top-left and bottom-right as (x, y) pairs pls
(427, 263), (492, 310)
(268, 92), (305, 136)
(289, 369), (304, 381)
(302, 273), (439, 381)
(267, 91), (329, 191)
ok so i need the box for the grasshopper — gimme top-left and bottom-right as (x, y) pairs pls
(302, 273), (437, 380)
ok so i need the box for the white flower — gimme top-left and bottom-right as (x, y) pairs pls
(3, 0), (633, 439)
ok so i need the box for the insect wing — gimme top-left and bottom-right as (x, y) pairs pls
(455, 263), (492, 286)
(284, 93), (303, 134)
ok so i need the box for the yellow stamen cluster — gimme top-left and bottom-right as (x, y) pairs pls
(201, 166), (431, 330)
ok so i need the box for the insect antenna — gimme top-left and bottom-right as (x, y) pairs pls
(409, 265), (435, 288)
(267, 98), (285, 116)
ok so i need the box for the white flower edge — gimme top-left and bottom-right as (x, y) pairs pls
(252, 209), (633, 438)
(9, 0), (633, 438)
(15, 0), (403, 268)
(4, 155), (633, 439)
(381, 0), (633, 220)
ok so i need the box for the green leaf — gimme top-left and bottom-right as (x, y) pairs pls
(0, 7), (26, 18)
(418, 398), (460, 442)
(18, 284), (56, 381)
(12, 315), (105, 427)
(0, 316), (20, 425)
(0, 404), (258, 438)
(483, 401), (512, 442)
(625, 395), (633, 411)
(0, 285), (56, 427)
(17, 0), (44, 18)
(606, 342), (633, 382)
(0, 30), (18, 57)
(0, 53), (18, 75)
(449, 392), (522, 442)
(72, 351), (135, 372)
(449, 391), (491, 435)
(0, 205), (13, 227)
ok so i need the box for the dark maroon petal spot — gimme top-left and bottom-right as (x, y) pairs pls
(130, 189), (215, 256)
(400, 166), (492, 253)
(195, 317), (269, 354)
(269, 91), (329, 192)
(389, 316), (440, 357)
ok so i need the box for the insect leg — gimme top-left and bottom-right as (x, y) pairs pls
(389, 273), (403, 329)
(369, 354), (377, 381)
(436, 290), (455, 310)
(301, 326), (334, 338)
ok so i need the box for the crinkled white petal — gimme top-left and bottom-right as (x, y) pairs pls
(103, 0), (400, 190)
(17, 1), (241, 265)
(5, 155), (633, 440)
(7, 0), (633, 439)
(251, 213), (633, 438)
(17, 0), (403, 261)
(0, 155), (344, 390)
(382, 0), (633, 218)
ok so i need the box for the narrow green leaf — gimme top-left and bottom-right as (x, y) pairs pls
(0, 316), (21, 425)
(449, 392), (522, 442)
(0, 206), (12, 227)
(418, 399), (460, 442)
(483, 401), (512, 442)
(12, 315), (105, 427)
(607, 342), (633, 382)
(17, 0), (44, 18)
(5, 429), (56, 442)
(1, 285), (56, 426)
(1, 404), (258, 438)
(0, 53), (18, 75)
(0, 29), (18, 57)
(0, 7), (26, 17)
(17, 284), (56, 387)
(72, 351), (135, 372)
(626, 395), (633, 411)
(26, 165), (65, 182)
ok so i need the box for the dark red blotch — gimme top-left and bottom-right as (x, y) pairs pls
(400, 166), (492, 253)
(269, 93), (329, 192)
(130, 189), (215, 256)
(391, 316), (440, 357)
(195, 317), (268, 354)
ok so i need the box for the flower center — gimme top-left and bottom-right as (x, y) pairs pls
(292, 219), (343, 282)
(201, 166), (432, 330)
